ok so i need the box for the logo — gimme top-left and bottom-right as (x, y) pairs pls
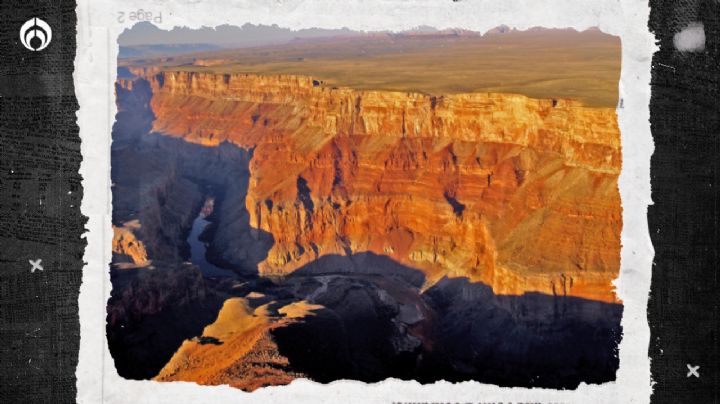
(20, 18), (52, 51)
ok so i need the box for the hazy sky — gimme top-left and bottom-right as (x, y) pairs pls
(118, 22), (365, 47)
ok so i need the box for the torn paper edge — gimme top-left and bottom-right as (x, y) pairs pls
(75, 0), (656, 402)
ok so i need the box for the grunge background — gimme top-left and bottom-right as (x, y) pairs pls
(0, 0), (717, 402)
(0, 1), (86, 402)
(647, 0), (719, 403)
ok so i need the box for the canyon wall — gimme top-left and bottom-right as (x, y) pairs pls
(121, 68), (622, 303)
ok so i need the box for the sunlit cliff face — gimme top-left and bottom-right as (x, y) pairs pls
(108, 58), (623, 388)
(117, 68), (621, 303)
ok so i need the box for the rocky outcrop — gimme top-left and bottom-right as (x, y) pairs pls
(152, 257), (622, 390)
(119, 70), (621, 302)
(106, 263), (227, 379)
(112, 220), (149, 267)
(154, 298), (308, 390)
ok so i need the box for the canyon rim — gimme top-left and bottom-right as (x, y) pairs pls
(108, 24), (623, 391)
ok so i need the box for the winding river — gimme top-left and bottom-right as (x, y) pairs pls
(188, 197), (238, 279)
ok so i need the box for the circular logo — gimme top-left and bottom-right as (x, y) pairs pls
(20, 18), (52, 51)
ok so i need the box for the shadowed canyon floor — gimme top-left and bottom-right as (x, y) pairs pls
(109, 29), (622, 390)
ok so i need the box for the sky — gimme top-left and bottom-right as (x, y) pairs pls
(118, 22), (364, 47)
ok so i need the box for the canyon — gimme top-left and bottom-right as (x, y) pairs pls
(120, 67), (621, 302)
(108, 31), (622, 390)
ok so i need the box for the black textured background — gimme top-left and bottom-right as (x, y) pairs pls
(0, 0), (718, 403)
(648, 0), (719, 403)
(0, 1), (85, 403)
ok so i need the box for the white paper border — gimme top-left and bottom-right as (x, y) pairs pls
(76, 1), (656, 402)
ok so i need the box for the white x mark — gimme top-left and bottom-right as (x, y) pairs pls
(687, 364), (700, 378)
(29, 259), (43, 273)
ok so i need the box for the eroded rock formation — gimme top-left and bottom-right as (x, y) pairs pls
(120, 69), (621, 302)
(154, 297), (310, 390)
(109, 65), (623, 389)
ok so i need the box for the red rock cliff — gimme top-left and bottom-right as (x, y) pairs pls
(124, 68), (622, 303)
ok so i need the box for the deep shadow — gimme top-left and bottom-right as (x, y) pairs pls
(108, 73), (274, 379)
(272, 257), (622, 389)
(106, 263), (227, 379)
(110, 72), (623, 389)
(272, 253), (429, 382)
(291, 251), (426, 287)
(197, 336), (223, 345)
(443, 192), (466, 216)
(420, 277), (623, 388)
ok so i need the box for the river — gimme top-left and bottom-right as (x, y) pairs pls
(188, 197), (238, 279)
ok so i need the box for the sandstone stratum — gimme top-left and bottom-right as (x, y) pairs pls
(117, 68), (621, 303)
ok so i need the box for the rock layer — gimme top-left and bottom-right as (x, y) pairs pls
(119, 69), (622, 303)
(154, 298), (309, 390)
(112, 220), (149, 267)
(153, 262), (622, 390)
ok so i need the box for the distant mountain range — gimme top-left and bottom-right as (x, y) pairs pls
(118, 43), (224, 59)
(118, 22), (604, 59)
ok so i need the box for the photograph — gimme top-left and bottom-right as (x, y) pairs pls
(6, 0), (715, 402)
(108, 23), (624, 391)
